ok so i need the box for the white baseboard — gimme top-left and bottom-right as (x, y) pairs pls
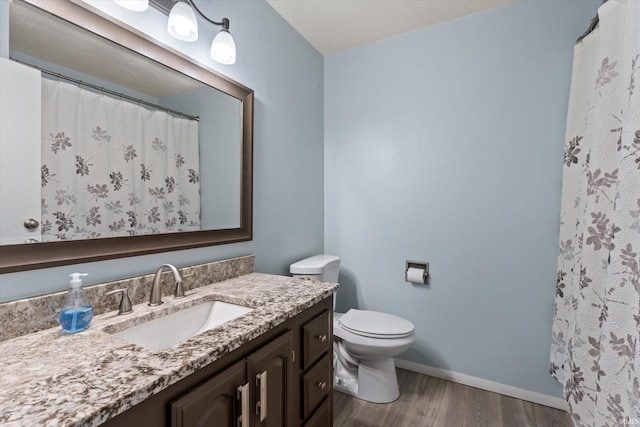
(394, 358), (569, 411)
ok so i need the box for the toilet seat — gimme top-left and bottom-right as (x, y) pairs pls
(338, 309), (414, 339)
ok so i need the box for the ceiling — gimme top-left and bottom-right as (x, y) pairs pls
(266, 0), (515, 56)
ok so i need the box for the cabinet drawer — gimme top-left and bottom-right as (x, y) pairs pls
(302, 355), (331, 419)
(303, 397), (330, 427)
(302, 310), (330, 370)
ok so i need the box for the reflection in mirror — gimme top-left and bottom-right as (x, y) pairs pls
(0, 0), (253, 272)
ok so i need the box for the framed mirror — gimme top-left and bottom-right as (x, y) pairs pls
(0, 0), (253, 273)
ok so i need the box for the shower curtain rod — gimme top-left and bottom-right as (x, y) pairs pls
(577, 0), (608, 43)
(12, 58), (199, 122)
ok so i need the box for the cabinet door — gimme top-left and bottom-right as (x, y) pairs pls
(171, 359), (246, 427)
(247, 331), (293, 427)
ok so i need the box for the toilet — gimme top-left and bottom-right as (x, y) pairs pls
(290, 255), (416, 404)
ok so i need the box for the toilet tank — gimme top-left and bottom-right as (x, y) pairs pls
(290, 255), (340, 283)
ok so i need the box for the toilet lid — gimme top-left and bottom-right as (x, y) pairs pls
(338, 309), (414, 338)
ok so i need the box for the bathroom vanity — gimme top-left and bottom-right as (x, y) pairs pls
(0, 259), (337, 427)
(103, 296), (333, 427)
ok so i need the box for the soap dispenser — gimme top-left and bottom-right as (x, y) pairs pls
(59, 273), (94, 333)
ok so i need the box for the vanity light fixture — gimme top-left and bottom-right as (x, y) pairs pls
(116, 0), (236, 65)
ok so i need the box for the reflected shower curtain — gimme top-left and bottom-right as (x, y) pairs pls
(550, 1), (640, 425)
(40, 79), (200, 241)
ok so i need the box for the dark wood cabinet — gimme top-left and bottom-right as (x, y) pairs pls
(171, 360), (246, 427)
(171, 332), (293, 427)
(247, 332), (292, 427)
(100, 296), (333, 427)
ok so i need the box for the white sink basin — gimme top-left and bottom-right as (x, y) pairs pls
(113, 301), (253, 352)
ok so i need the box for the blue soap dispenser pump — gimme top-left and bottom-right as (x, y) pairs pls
(59, 273), (94, 333)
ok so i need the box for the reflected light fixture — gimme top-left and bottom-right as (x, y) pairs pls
(116, 0), (236, 65)
(114, 0), (149, 12)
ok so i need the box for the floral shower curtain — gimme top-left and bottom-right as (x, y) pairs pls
(40, 79), (200, 241)
(550, 1), (640, 425)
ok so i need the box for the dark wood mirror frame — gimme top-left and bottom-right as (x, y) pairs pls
(0, 0), (253, 274)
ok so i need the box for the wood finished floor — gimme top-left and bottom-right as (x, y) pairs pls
(333, 368), (572, 427)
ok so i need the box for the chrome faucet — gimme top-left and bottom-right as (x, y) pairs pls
(149, 264), (183, 306)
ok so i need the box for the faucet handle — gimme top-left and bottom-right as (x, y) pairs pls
(106, 288), (133, 315)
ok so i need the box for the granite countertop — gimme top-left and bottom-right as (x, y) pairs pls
(0, 273), (337, 427)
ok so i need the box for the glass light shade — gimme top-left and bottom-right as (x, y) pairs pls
(210, 30), (236, 65)
(167, 2), (198, 42)
(114, 0), (149, 12)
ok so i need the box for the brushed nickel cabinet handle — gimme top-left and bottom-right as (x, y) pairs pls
(257, 370), (268, 421)
(317, 381), (327, 390)
(237, 383), (249, 427)
(317, 334), (327, 343)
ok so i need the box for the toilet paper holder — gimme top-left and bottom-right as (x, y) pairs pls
(405, 260), (429, 284)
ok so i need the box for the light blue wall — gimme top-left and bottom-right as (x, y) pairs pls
(325, 0), (600, 397)
(0, 0), (324, 301)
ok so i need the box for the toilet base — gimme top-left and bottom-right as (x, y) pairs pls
(334, 355), (400, 404)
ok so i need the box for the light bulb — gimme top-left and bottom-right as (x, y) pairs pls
(168, 2), (198, 42)
(211, 30), (236, 65)
(114, 0), (149, 12)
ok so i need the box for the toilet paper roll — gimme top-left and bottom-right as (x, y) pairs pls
(406, 267), (426, 284)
